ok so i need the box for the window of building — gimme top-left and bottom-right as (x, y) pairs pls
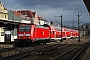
(5, 15), (6, 18)
(1, 32), (4, 36)
(0, 13), (1, 18)
(1, 4), (2, 6)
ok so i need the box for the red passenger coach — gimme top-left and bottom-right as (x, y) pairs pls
(63, 28), (71, 39)
(15, 24), (51, 46)
(70, 30), (75, 38)
(50, 26), (65, 41)
(70, 30), (79, 38)
(74, 30), (79, 38)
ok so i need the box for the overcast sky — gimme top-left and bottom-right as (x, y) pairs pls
(0, 0), (90, 27)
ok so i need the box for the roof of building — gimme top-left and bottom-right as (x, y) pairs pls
(14, 11), (30, 20)
(14, 11), (22, 16)
(83, 0), (90, 14)
(4, 8), (7, 10)
(38, 16), (45, 21)
(17, 10), (36, 18)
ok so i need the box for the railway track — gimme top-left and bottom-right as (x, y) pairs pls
(0, 47), (19, 58)
(51, 45), (79, 60)
(32, 44), (78, 60)
(22, 42), (89, 60)
(0, 43), (49, 58)
(51, 42), (90, 60)
(0, 44), (67, 60)
(72, 42), (90, 60)
(0, 40), (89, 60)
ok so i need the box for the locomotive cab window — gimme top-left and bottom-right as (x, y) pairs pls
(19, 26), (31, 32)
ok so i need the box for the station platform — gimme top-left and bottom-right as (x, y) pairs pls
(0, 42), (14, 49)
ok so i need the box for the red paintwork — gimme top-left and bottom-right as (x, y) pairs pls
(17, 24), (79, 42)
(33, 26), (50, 40)
(17, 24), (31, 40)
(50, 26), (56, 39)
(17, 24), (50, 42)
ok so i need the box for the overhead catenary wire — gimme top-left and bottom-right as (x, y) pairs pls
(70, 0), (89, 24)
(70, 14), (89, 25)
(80, 15), (88, 24)
(54, 16), (59, 22)
(70, 15), (76, 22)
(21, 0), (88, 26)
(70, 0), (82, 14)
(21, 0), (62, 24)
(22, 0), (55, 17)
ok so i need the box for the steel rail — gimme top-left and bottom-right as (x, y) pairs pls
(72, 42), (90, 60)
(52, 45), (79, 60)
(0, 44), (63, 60)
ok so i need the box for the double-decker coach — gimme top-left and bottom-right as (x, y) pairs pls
(63, 28), (71, 39)
(50, 26), (66, 41)
(74, 30), (79, 38)
(50, 26), (61, 41)
(70, 30), (75, 38)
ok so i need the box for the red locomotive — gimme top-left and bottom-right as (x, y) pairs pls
(14, 23), (79, 46)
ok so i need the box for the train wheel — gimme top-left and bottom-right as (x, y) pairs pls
(37, 41), (40, 45)
(43, 40), (46, 44)
(47, 40), (50, 43)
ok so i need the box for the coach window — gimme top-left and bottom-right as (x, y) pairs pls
(52, 31), (54, 34)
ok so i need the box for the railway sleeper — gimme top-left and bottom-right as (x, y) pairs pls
(31, 47), (58, 55)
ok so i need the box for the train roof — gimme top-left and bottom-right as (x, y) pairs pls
(50, 25), (79, 32)
(50, 25), (63, 31)
(35, 24), (50, 28)
(41, 24), (50, 27)
(19, 23), (35, 26)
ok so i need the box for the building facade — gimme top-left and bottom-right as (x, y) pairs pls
(17, 10), (39, 25)
(0, 2), (8, 20)
(37, 16), (49, 25)
(0, 2), (8, 42)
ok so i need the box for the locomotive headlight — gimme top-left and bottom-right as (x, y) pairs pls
(18, 34), (23, 36)
(26, 34), (30, 36)
(19, 37), (20, 39)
